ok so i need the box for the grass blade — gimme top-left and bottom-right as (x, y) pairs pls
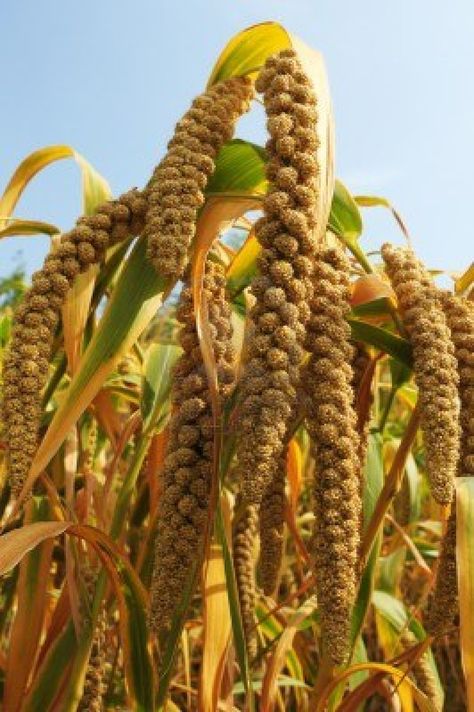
(456, 477), (474, 711)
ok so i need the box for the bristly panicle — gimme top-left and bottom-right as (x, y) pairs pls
(351, 342), (372, 473)
(149, 257), (235, 637)
(426, 292), (474, 636)
(304, 245), (362, 666)
(2, 190), (147, 497)
(78, 610), (107, 712)
(236, 49), (320, 510)
(401, 631), (443, 712)
(381, 244), (460, 506)
(258, 447), (287, 596)
(78, 565), (108, 712)
(145, 77), (254, 279)
(232, 498), (259, 660)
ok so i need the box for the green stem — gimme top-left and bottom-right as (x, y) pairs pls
(378, 384), (397, 433)
(346, 238), (374, 274)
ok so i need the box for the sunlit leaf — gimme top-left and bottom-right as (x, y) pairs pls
(207, 21), (292, 85)
(0, 218), (59, 239)
(17, 236), (168, 503)
(348, 319), (412, 368)
(3, 498), (55, 712)
(456, 477), (474, 711)
(0, 520), (70, 576)
(207, 139), (267, 196)
(261, 597), (317, 712)
(208, 22), (334, 247)
(328, 180), (363, 239)
(0, 144), (110, 233)
(455, 261), (474, 295)
(141, 343), (181, 431)
(200, 497), (233, 712)
(351, 435), (384, 644)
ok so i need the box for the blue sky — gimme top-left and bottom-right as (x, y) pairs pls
(1, 0), (473, 279)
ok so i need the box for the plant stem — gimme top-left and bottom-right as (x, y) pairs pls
(346, 238), (374, 275)
(378, 383), (397, 433)
(360, 403), (421, 568)
(311, 654), (335, 709)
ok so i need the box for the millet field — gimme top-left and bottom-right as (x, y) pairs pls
(0, 20), (472, 712)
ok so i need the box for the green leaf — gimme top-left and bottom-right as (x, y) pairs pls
(351, 435), (384, 643)
(22, 236), (169, 496)
(141, 343), (181, 432)
(207, 139), (267, 196)
(22, 622), (78, 712)
(328, 180), (363, 239)
(348, 319), (413, 368)
(351, 297), (392, 319)
(114, 556), (155, 711)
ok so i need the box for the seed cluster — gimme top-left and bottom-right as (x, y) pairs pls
(304, 245), (362, 666)
(78, 566), (107, 712)
(401, 631), (442, 712)
(236, 49), (320, 509)
(2, 190), (147, 497)
(258, 448), (287, 595)
(381, 245), (460, 505)
(425, 292), (474, 635)
(145, 77), (253, 279)
(351, 342), (372, 472)
(442, 292), (474, 475)
(149, 257), (235, 636)
(232, 499), (259, 659)
(78, 611), (107, 712)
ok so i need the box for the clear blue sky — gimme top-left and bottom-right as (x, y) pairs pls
(1, 0), (473, 279)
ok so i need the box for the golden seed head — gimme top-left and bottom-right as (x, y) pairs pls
(382, 244), (460, 505)
(232, 499), (259, 659)
(400, 631), (443, 712)
(149, 256), (235, 637)
(3, 189), (145, 496)
(236, 50), (319, 513)
(303, 245), (362, 665)
(258, 448), (287, 595)
(145, 77), (254, 279)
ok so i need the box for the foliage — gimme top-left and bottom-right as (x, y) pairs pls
(0, 20), (472, 712)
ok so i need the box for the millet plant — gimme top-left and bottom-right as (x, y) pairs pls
(0, 21), (473, 712)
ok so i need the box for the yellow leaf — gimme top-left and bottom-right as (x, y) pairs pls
(0, 145), (110, 234)
(208, 22), (334, 248)
(62, 268), (99, 375)
(261, 598), (317, 712)
(192, 196), (260, 415)
(455, 261), (474, 295)
(456, 477), (474, 711)
(315, 661), (437, 712)
(3, 499), (56, 712)
(207, 21), (291, 86)
(286, 438), (303, 517)
(226, 229), (260, 298)
(200, 495), (233, 712)
(0, 218), (59, 239)
(0, 520), (70, 576)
